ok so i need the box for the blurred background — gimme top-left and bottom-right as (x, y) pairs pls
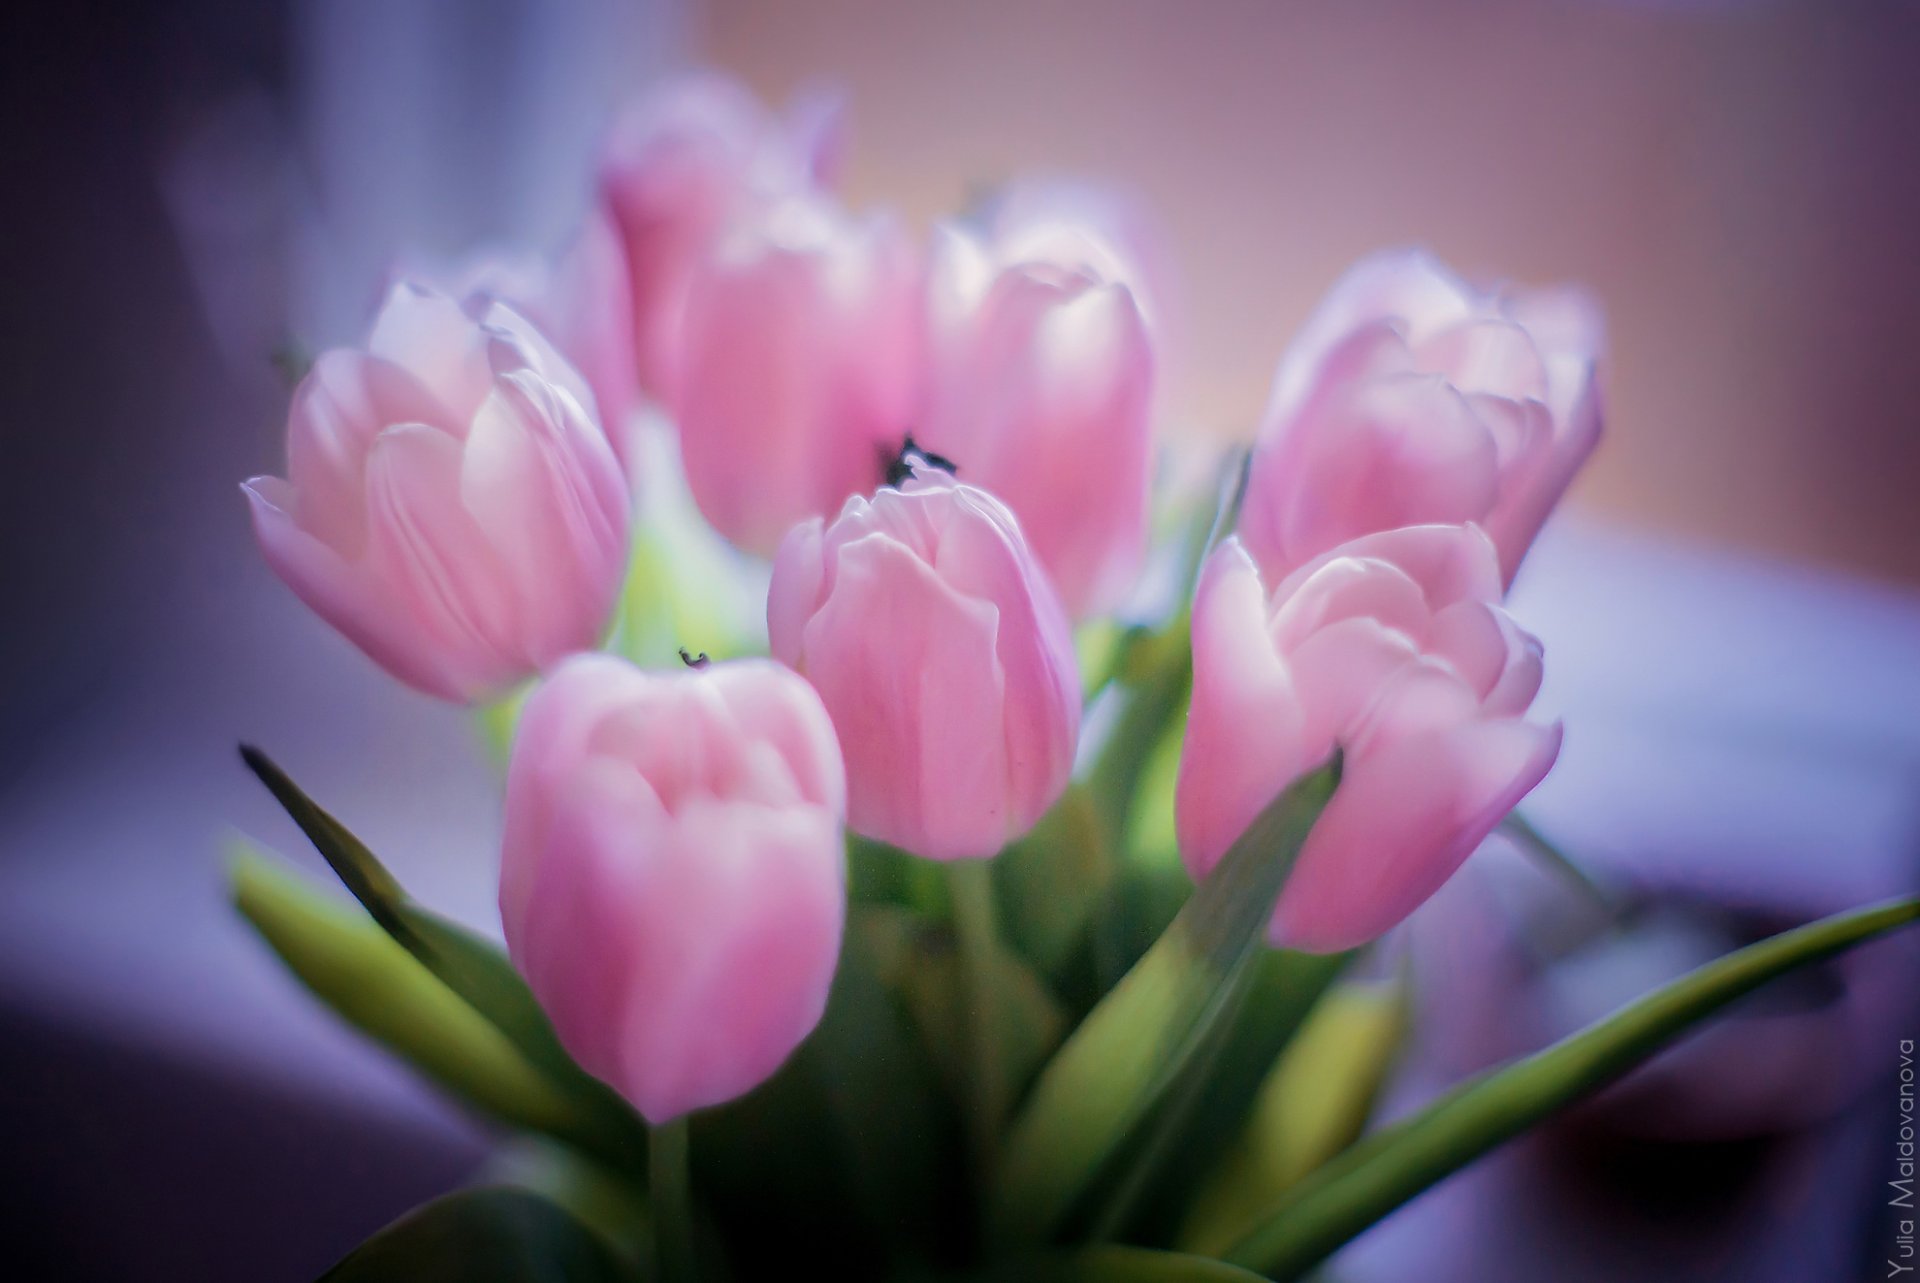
(3, 1), (1917, 1279)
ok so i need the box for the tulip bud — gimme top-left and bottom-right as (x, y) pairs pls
(499, 653), (847, 1124)
(916, 214), (1155, 617)
(244, 282), (630, 703)
(428, 206), (641, 473)
(600, 74), (845, 408)
(1240, 250), (1603, 587)
(677, 196), (923, 555)
(768, 468), (1080, 860)
(1176, 527), (1561, 953)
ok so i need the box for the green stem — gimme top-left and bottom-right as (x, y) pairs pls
(1500, 810), (1616, 912)
(649, 1116), (695, 1283)
(950, 859), (1009, 1181)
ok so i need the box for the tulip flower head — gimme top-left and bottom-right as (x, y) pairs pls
(1176, 526), (1561, 953)
(428, 206), (642, 472)
(600, 73), (846, 409)
(915, 213), (1156, 617)
(244, 282), (631, 703)
(769, 465), (1080, 860)
(499, 653), (848, 1123)
(677, 195), (923, 556)
(1240, 250), (1604, 587)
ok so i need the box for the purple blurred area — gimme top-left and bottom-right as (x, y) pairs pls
(1, 1), (1917, 1280)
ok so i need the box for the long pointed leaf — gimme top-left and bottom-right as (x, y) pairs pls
(1226, 894), (1920, 1279)
(320, 1186), (631, 1282)
(989, 760), (1339, 1248)
(1088, 947), (1354, 1245)
(231, 848), (583, 1145)
(239, 747), (646, 1169)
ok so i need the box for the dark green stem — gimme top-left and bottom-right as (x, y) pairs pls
(949, 859), (1009, 1182)
(649, 1116), (695, 1282)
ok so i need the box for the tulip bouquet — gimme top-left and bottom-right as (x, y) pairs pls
(230, 75), (1919, 1283)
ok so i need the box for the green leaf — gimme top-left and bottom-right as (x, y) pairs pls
(1086, 615), (1193, 855)
(978, 1245), (1272, 1282)
(1086, 947), (1354, 1246)
(319, 1186), (632, 1282)
(238, 747), (646, 1170)
(861, 904), (1068, 1129)
(988, 761), (1340, 1248)
(693, 911), (969, 1273)
(1225, 894), (1920, 1279)
(1179, 979), (1405, 1255)
(230, 848), (586, 1153)
(995, 786), (1115, 984)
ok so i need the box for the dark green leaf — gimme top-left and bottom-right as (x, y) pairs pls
(1179, 979), (1406, 1255)
(978, 1245), (1271, 1283)
(1226, 894), (1920, 1279)
(988, 761), (1340, 1248)
(995, 786), (1115, 985)
(861, 904), (1067, 1126)
(319, 1186), (631, 1282)
(238, 747), (645, 1170)
(1086, 947), (1353, 1245)
(694, 911), (969, 1273)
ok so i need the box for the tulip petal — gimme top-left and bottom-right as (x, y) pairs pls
(1272, 717), (1562, 953)
(767, 516), (828, 664)
(1414, 318), (1549, 404)
(935, 484), (1082, 830)
(367, 281), (494, 426)
(1176, 541), (1309, 877)
(362, 424), (520, 696)
(461, 372), (629, 666)
(614, 797), (845, 1121)
(802, 530), (1011, 858)
(244, 476), (464, 701)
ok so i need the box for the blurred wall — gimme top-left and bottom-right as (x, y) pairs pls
(702, 0), (1920, 584)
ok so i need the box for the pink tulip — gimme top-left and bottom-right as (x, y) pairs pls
(430, 206), (641, 473)
(499, 653), (847, 1123)
(768, 468), (1080, 859)
(600, 74), (845, 409)
(915, 213), (1155, 617)
(1239, 250), (1604, 587)
(244, 281), (630, 703)
(677, 196), (923, 556)
(1175, 527), (1561, 953)
(979, 177), (1175, 341)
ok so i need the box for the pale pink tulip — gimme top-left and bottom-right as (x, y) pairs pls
(244, 282), (630, 702)
(1240, 250), (1603, 587)
(677, 196), (922, 556)
(916, 213), (1155, 617)
(599, 74), (845, 409)
(499, 653), (847, 1123)
(980, 177), (1175, 340)
(431, 206), (641, 472)
(769, 469), (1080, 859)
(1175, 527), (1561, 953)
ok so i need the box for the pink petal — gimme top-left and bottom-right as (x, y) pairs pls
(1414, 318), (1549, 404)
(362, 424), (520, 696)
(800, 531), (1011, 859)
(460, 371), (630, 667)
(1272, 717), (1562, 953)
(767, 516), (828, 665)
(1176, 541), (1309, 878)
(244, 476), (464, 702)
(366, 281), (494, 426)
